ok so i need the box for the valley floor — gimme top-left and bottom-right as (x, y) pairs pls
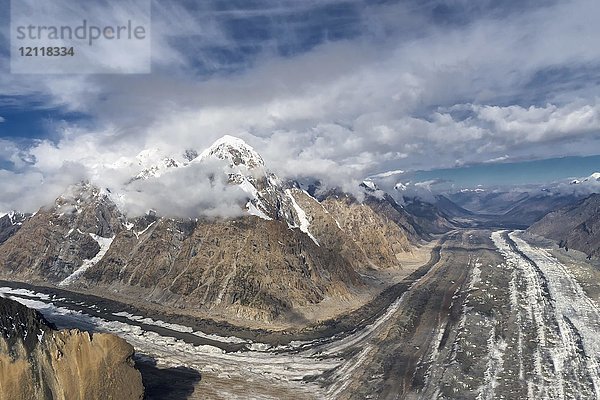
(1, 229), (599, 399)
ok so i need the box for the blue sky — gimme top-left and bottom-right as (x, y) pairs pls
(410, 155), (600, 188)
(0, 0), (599, 211)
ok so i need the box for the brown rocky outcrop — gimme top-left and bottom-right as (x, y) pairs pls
(0, 297), (144, 400)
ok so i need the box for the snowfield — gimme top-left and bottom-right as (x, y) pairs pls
(59, 234), (115, 286)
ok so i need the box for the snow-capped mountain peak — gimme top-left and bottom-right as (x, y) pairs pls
(362, 180), (378, 191)
(133, 157), (182, 181)
(135, 148), (167, 167)
(128, 136), (264, 183)
(72, 135), (316, 235)
(570, 172), (600, 185)
(0, 211), (23, 225)
(199, 135), (264, 169)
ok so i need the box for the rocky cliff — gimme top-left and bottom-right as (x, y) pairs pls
(0, 296), (144, 400)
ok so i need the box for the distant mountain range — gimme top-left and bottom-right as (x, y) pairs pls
(445, 172), (600, 226)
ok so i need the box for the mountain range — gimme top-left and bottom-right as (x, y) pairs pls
(0, 136), (432, 325)
(1, 136), (599, 400)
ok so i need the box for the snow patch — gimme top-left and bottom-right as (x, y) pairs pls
(246, 201), (272, 220)
(238, 178), (259, 198)
(362, 180), (377, 190)
(59, 234), (114, 286)
(285, 189), (319, 246)
(135, 221), (156, 238)
(0, 287), (51, 300)
(112, 311), (249, 344)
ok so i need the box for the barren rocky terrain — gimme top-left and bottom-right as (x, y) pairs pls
(3, 226), (599, 399)
(1, 138), (598, 399)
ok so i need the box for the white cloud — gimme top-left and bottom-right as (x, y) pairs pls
(485, 155), (510, 164)
(472, 103), (600, 142)
(0, 163), (87, 213)
(115, 158), (249, 219)
(1, 0), (600, 214)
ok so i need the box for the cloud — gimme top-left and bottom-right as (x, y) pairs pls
(1, 0), (600, 215)
(0, 162), (88, 213)
(548, 173), (600, 197)
(388, 178), (450, 203)
(114, 158), (249, 219)
(484, 155), (510, 163)
(0, 116), (4, 122)
(471, 103), (600, 143)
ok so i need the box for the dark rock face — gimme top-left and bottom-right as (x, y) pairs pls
(0, 295), (54, 355)
(0, 297), (144, 400)
(0, 212), (29, 245)
(528, 193), (600, 259)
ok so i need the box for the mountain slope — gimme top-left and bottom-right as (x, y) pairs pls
(402, 197), (456, 234)
(0, 184), (125, 282)
(527, 193), (600, 259)
(82, 213), (361, 322)
(501, 193), (580, 225)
